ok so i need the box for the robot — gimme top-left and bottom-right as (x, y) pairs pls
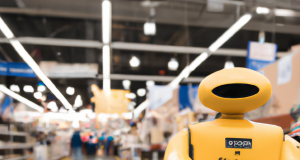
(164, 68), (300, 160)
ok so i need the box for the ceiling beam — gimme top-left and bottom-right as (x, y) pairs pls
(0, 37), (288, 57)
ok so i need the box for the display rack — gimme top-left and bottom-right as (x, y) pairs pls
(0, 122), (34, 160)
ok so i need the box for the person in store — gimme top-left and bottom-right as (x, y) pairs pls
(70, 130), (83, 160)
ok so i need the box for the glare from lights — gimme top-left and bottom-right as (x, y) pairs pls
(0, 17), (73, 111)
(144, 22), (156, 36)
(97, 113), (108, 123)
(88, 112), (96, 119)
(23, 85), (34, 93)
(146, 80), (155, 88)
(33, 92), (42, 99)
(102, 0), (112, 44)
(256, 7), (270, 14)
(0, 85), (44, 113)
(137, 88), (146, 97)
(72, 120), (80, 129)
(59, 107), (67, 113)
(168, 58), (179, 71)
(10, 85), (20, 92)
(73, 95), (83, 108)
(47, 101), (58, 112)
(209, 14), (252, 52)
(122, 80), (131, 90)
(125, 93), (136, 99)
(66, 87), (75, 95)
(129, 56), (140, 67)
(224, 61), (235, 69)
(38, 85), (46, 92)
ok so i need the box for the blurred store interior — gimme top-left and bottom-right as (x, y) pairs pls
(1, 0), (300, 159)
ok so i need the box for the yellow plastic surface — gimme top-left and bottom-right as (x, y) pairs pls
(198, 68), (272, 114)
(281, 135), (300, 160)
(164, 129), (192, 160)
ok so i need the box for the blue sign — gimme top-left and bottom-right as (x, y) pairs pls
(179, 85), (198, 111)
(0, 61), (36, 77)
(247, 41), (277, 71)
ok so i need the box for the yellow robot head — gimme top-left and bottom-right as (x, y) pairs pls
(198, 67), (272, 114)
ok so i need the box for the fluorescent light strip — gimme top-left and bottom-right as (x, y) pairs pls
(102, 0), (111, 44)
(131, 14), (252, 119)
(102, 0), (112, 95)
(0, 17), (73, 111)
(0, 85), (44, 113)
(208, 14), (252, 52)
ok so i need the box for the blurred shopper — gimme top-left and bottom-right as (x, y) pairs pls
(70, 130), (83, 160)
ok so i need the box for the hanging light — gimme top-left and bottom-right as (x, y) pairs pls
(47, 101), (58, 112)
(122, 80), (131, 90)
(38, 85), (46, 92)
(66, 87), (75, 95)
(129, 56), (140, 67)
(224, 61), (235, 69)
(256, 7), (270, 15)
(168, 58), (179, 71)
(23, 85), (34, 93)
(146, 80), (155, 88)
(10, 84), (20, 92)
(144, 22), (156, 36)
(73, 95), (83, 108)
(137, 88), (146, 97)
(125, 93), (136, 99)
(33, 92), (42, 99)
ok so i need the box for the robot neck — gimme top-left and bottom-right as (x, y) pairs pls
(220, 114), (244, 119)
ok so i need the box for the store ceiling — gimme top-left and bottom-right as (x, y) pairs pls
(1, 0), (300, 108)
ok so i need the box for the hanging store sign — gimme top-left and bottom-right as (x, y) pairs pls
(0, 61), (36, 77)
(39, 61), (98, 78)
(247, 41), (277, 71)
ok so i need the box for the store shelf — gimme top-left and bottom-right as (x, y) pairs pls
(0, 144), (34, 150)
(0, 131), (28, 136)
(3, 154), (33, 160)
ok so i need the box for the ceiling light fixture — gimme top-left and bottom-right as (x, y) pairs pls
(10, 84), (20, 92)
(37, 85), (46, 92)
(0, 17), (74, 111)
(144, 22), (156, 36)
(23, 85), (34, 93)
(224, 61), (235, 69)
(122, 80), (131, 90)
(256, 7), (270, 14)
(209, 14), (252, 52)
(73, 95), (83, 108)
(103, 45), (111, 95)
(146, 80), (155, 88)
(47, 101), (58, 112)
(137, 88), (146, 97)
(168, 58), (179, 71)
(66, 87), (75, 95)
(129, 56), (140, 67)
(33, 92), (42, 99)
(102, 0), (111, 44)
(0, 85), (43, 112)
(125, 93), (136, 99)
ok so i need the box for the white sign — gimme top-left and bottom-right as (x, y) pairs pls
(40, 61), (98, 78)
(249, 42), (277, 61)
(277, 53), (293, 85)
